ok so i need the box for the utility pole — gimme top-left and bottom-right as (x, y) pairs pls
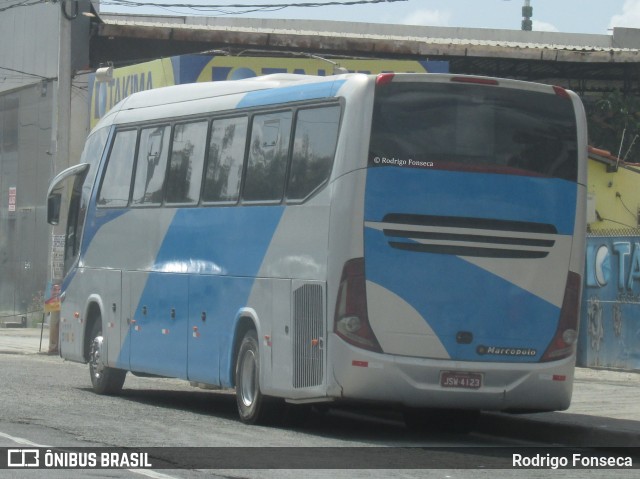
(49, 0), (74, 354)
(522, 0), (533, 31)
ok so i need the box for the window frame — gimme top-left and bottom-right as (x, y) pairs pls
(165, 119), (209, 206)
(201, 114), (250, 207)
(131, 123), (173, 208)
(94, 99), (343, 210)
(240, 108), (294, 206)
(96, 127), (140, 209)
(284, 103), (343, 204)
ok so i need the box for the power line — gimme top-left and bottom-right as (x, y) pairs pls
(100, 0), (408, 13)
(1, 0), (408, 17)
(0, 0), (45, 13)
(0, 65), (52, 80)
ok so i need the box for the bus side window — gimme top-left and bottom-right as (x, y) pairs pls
(243, 111), (292, 202)
(287, 105), (341, 201)
(203, 116), (248, 203)
(132, 125), (171, 206)
(98, 129), (137, 207)
(166, 121), (208, 204)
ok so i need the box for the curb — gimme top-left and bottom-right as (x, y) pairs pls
(478, 412), (640, 447)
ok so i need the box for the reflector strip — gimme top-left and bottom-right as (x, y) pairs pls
(352, 360), (369, 367)
(451, 76), (499, 86)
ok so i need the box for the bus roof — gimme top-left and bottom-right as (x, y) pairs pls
(92, 72), (573, 133)
(115, 73), (338, 112)
(93, 73), (356, 131)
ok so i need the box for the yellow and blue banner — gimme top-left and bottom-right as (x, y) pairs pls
(89, 54), (448, 128)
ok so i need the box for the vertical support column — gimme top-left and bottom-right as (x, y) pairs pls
(48, 1), (73, 354)
(522, 0), (533, 31)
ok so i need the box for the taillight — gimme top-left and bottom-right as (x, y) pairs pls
(376, 73), (395, 86)
(541, 271), (582, 362)
(334, 258), (382, 353)
(553, 85), (571, 99)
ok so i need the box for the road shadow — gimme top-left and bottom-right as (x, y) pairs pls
(81, 384), (510, 446)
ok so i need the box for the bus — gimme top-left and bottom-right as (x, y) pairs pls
(47, 72), (587, 428)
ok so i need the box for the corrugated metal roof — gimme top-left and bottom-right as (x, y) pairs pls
(99, 16), (640, 64)
(98, 14), (640, 54)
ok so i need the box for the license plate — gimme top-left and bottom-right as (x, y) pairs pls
(440, 371), (482, 389)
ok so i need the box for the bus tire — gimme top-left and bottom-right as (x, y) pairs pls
(88, 318), (126, 395)
(235, 329), (266, 424)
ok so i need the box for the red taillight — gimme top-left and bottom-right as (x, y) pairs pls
(553, 85), (571, 99)
(376, 73), (395, 86)
(451, 76), (499, 86)
(334, 258), (382, 353)
(541, 272), (582, 362)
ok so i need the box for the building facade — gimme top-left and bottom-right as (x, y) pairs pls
(0, 0), (91, 322)
(3, 1), (640, 343)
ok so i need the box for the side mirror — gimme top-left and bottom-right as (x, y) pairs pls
(46, 163), (90, 226)
(47, 193), (61, 225)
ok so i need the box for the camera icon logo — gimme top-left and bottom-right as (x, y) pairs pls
(7, 449), (40, 468)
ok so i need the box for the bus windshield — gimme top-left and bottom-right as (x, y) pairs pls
(370, 81), (578, 181)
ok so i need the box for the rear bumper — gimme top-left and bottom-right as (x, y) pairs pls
(329, 334), (575, 411)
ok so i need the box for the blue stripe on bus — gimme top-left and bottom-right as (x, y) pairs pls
(363, 167), (576, 362)
(81, 208), (129, 256)
(364, 227), (559, 362)
(153, 206), (285, 276)
(364, 168), (577, 235)
(236, 79), (346, 109)
(115, 205), (285, 383)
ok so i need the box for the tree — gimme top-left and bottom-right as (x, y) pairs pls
(587, 90), (640, 163)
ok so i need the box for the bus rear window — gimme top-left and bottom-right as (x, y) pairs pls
(370, 82), (578, 181)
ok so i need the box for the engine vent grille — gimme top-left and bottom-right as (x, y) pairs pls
(293, 284), (324, 389)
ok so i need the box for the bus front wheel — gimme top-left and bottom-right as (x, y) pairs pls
(88, 319), (126, 395)
(235, 329), (266, 424)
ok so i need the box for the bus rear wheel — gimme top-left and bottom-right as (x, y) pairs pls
(235, 329), (268, 424)
(88, 318), (126, 395)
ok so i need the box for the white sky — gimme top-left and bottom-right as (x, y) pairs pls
(100, 0), (640, 35)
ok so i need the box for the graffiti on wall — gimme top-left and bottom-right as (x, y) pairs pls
(578, 235), (640, 369)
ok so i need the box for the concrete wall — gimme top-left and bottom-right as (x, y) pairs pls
(0, 1), (91, 321)
(0, 2), (59, 95)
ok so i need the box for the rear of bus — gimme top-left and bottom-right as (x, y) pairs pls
(331, 74), (586, 413)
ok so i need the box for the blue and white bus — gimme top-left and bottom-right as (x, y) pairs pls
(47, 72), (587, 427)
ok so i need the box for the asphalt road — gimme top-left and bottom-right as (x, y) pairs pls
(0, 353), (637, 479)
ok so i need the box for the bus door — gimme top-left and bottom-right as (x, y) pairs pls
(47, 163), (91, 363)
(126, 271), (188, 378)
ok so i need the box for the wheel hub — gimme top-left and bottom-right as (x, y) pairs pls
(89, 335), (105, 379)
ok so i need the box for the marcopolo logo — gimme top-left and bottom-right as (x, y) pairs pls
(477, 345), (537, 357)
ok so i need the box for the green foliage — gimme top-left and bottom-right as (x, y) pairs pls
(587, 91), (640, 163)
